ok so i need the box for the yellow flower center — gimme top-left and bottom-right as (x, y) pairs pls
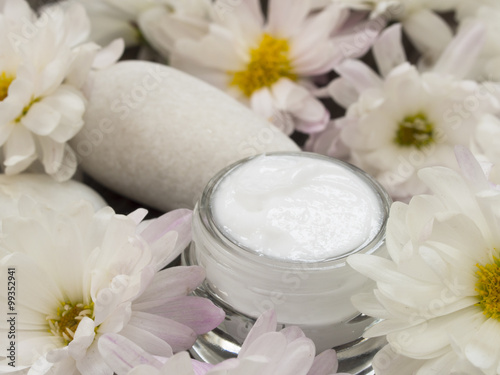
(229, 33), (297, 97)
(0, 72), (14, 101)
(47, 302), (94, 344)
(394, 113), (434, 149)
(475, 256), (500, 321)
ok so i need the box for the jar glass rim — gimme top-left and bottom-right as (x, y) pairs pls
(198, 151), (392, 267)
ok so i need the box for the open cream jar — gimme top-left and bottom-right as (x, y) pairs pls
(182, 152), (391, 374)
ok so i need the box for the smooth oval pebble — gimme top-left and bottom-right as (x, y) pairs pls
(71, 61), (299, 211)
(0, 174), (107, 222)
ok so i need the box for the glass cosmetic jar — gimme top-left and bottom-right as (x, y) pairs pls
(182, 152), (391, 374)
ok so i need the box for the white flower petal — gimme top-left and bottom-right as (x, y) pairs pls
(403, 9), (453, 62)
(3, 125), (36, 174)
(267, 0), (310, 38)
(0, 122), (15, 147)
(118, 325), (174, 358)
(158, 352), (195, 375)
(92, 39), (125, 70)
(335, 59), (383, 93)
(68, 317), (96, 361)
(432, 23), (486, 80)
(239, 310), (277, 357)
(128, 312), (197, 353)
(327, 78), (359, 109)
(75, 340), (112, 375)
(21, 101), (62, 136)
(134, 266), (205, 309)
(465, 318), (500, 370)
(373, 23), (406, 78)
(98, 333), (164, 374)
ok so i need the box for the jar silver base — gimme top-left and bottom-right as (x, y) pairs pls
(188, 286), (386, 375)
(189, 318), (386, 375)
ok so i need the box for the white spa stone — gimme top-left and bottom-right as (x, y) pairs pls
(212, 154), (383, 262)
(72, 61), (299, 211)
(0, 174), (106, 224)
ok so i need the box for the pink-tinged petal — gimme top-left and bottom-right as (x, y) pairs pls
(98, 333), (163, 375)
(191, 359), (214, 375)
(433, 23), (485, 80)
(239, 310), (277, 357)
(334, 59), (383, 93)
(242, 332), (288, 360)
(149, 231), (180, 271)
(280, 326), (305, 343)
(269, 79), (328, 134)
(454, 146), (489, 191)
(128, 312), (197, 353)
(330, 15), (386, 62)
(373, 23), (406, 78)
(294, 106), (329, 135)
(3, 125), (36, 174)
(142, 210), (193, 270)
(136, 295), (225, 335)
(274, 337), (315, 375)
(267, 0), (310, 38)
(403, 9), (453, 61)
(326, 77), (359, 108)
(307, 349), (338, 375)
(93, 39), (125, 69)
(140, 209), (192, 244)
(304, 122), (334, 156)
(134, 266), (206, 308)
(21, 101), (61, 136)
(291, 5), (348, 75)
(119, 325), (173, 358)
(209, 358), (240, 372)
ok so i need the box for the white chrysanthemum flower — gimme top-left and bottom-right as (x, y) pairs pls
(0, 199), (224, 374)
(315, 0), (459, 63)
(73, 0), (211, 54)
(99, 310), (350, 375)
(170, 0), (382, 135)
(307, 23), (500, 201)
(347, 146), (500, 375)
(0, 0), (123, 181)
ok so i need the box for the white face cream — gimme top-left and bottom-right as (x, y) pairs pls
(212, 155), (383, 262)
(183, 152), (391, 371)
